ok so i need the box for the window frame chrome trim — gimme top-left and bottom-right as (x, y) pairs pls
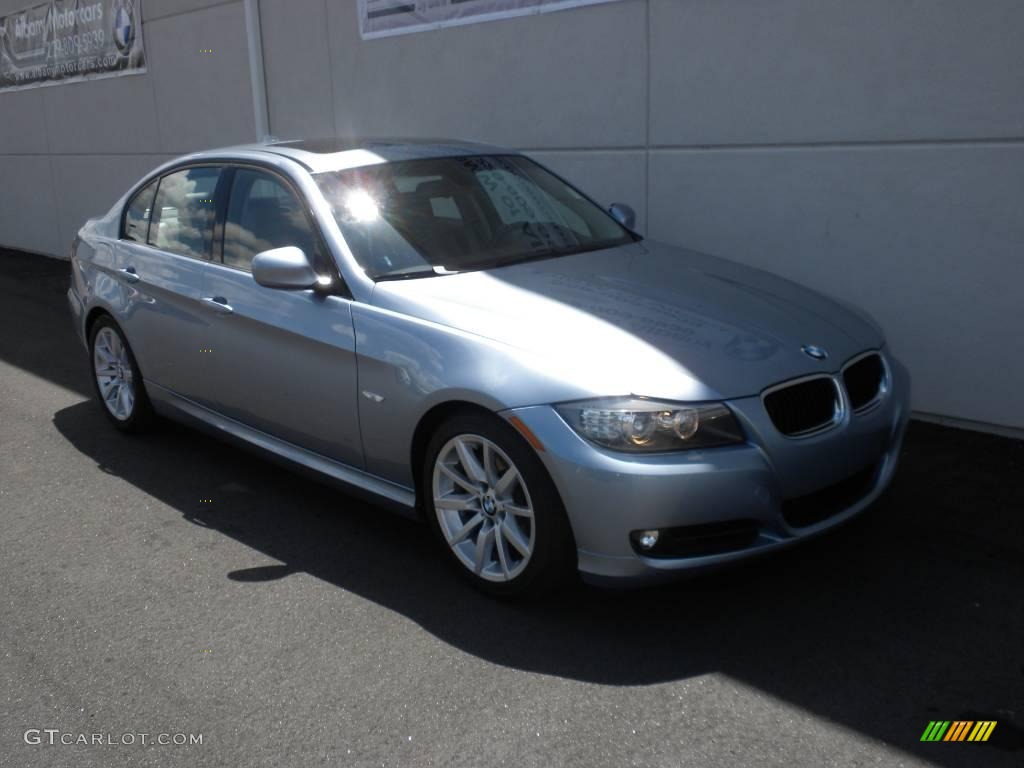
(760, 372), (845, 439)
(128, 163), (230, 263)
(841, 349), (890, 415)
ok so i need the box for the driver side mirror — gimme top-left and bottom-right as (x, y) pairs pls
(608, 202), (636, 231)
(251, 246), (319, 290)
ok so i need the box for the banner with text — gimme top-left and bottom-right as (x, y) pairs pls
(0, 0), (145, 92)
(358, 0), (623, 39)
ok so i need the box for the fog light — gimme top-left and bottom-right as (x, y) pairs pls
(638, 530), (660, 550)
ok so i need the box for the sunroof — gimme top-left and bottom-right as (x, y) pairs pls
(271, 138), (461, 155)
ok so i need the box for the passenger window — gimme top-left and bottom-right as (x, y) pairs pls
(123, 180), (158, 242)
(223, 169), (317, 272)
(148, 167), (222, 259)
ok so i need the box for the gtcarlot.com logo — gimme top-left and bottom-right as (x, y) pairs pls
(24, 729), (203, 747)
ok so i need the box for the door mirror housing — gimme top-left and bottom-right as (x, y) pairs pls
(251, 247), (319, 290)
(608, 203), (637, 231)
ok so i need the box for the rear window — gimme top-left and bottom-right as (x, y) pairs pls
(123, 180), (158, 242)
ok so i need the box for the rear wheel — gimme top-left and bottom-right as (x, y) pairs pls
(423, 411), (575, 597)
(89, 316), (154, 433)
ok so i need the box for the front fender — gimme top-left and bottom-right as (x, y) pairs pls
(352, 303), (597, 487)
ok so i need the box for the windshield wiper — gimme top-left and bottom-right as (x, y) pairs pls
(457, 238), (632, 272)
(374, 265), (461, 281)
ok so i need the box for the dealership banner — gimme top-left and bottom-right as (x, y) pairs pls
(0, 0), (144, 92)
(358, 0), (623, 39)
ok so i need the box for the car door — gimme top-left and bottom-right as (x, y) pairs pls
(116, 165), (226, 405)
(201, 165), (363, 468)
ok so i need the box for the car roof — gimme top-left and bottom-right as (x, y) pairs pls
(186, 137), (517, 174)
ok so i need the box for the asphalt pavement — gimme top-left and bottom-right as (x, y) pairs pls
(1, 248), (1021, 767)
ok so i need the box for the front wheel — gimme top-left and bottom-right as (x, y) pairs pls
(423, 411), (575, 597)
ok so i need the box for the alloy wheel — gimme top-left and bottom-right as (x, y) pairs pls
(432, 434), (536, 582)
(93, 326), (136, 421)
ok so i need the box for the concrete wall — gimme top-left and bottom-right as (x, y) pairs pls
(1, 0), (1022, 430)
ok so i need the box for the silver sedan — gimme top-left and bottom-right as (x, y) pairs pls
(68, 139), (910, 595)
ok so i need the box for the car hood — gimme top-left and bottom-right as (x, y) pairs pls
(371, 240), (883, 401)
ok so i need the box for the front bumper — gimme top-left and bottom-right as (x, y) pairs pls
(504, 355), (911, 584)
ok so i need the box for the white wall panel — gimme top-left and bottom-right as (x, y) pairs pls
(261, 0), (335, 139)
(0, 157), (63, 255)
(0, 88), (48, 154)
(145, 0), (255, 153)
(650, 0), (1024, 145)
(42, 73), (160, 155)
(326, 0), (647, 149)
(143, 0), (234, 22)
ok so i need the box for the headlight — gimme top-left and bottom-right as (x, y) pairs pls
(555, 397), (745, 452)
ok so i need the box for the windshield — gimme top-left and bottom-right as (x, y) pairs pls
(314, 155), (637, 280)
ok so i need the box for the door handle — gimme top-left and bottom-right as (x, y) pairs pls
(201, 296), (234, 315)
(119, 267), (141, 284)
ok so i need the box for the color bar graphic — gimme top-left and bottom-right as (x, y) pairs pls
(968, 721), (997, 742)
(943, 721), (972, 741)
(921, 720), (996, 742)
(921, 721), (950, 741)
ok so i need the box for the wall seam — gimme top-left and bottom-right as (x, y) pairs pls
(644, 0), (651, 235)
(141, 14), (166, 154)
(323, 0), (339, 138)
(39, 92), (64, 255)
(244, 0), (271, 139)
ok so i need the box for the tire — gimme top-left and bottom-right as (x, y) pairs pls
(422, 409), (576, 597)
(88, 316), (154, 433)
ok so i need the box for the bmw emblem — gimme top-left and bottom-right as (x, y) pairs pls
(801, 344), (828, 361)
(113, 4), (135, 56)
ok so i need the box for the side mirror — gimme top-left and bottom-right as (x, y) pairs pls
(608, 202), (636, 231)
(251, 246), (319, 290)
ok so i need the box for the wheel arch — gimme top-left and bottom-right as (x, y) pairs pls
(409, 400), (496, 516)
(84, 307), (151, 381)
(408, 399), (571, 541)
(84, 305), (114, 341)
(412, 399), (579, 592)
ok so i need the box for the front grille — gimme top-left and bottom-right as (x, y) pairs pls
(782, 464), (877, 528)
(631, 520), (760, 559)
(763, 377), (839, 436)
(843, 353), (885, 411)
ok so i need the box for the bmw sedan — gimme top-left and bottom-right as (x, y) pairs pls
(68, 138), (910, 595)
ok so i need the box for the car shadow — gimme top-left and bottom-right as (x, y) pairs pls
(51, 398), (1023, 765)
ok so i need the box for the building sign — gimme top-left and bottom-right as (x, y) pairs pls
(0, 0), (145, 92)
(358, 0), (623, 39)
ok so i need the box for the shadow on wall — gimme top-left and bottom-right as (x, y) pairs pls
(2, 249), (1021, 767)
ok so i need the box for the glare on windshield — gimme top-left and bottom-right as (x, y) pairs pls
(314, 155), (636, 280)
